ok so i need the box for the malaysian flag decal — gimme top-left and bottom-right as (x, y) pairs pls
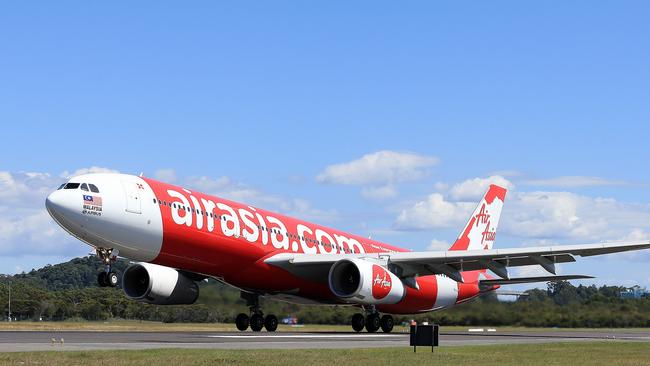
(83, 195), (103, 206)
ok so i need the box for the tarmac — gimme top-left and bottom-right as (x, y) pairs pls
(1, 329), (650, 352)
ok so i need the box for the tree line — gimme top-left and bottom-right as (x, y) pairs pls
(1, 256), (649, 327)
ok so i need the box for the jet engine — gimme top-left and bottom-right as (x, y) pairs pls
(328, 258), (405, 305)
(122, 262), (199, 305)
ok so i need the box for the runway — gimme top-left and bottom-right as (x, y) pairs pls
(1, 329), (649, 352)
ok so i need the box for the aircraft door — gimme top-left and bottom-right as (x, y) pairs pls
(123, 181), (142, 214)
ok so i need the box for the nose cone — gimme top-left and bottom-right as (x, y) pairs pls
(45, 189), (78, 224)
(45, 190), (64, 217)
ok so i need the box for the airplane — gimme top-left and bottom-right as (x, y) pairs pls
(45, 173), (650, 333)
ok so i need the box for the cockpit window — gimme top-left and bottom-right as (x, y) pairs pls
(58, 183), (65, 190)
(88, 184), (99, 193)
(80, 183), (89, 192)
(64, 183), (80, 189)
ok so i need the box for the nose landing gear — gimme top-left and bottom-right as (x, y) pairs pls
(235, 292), (279, 332)
(96, 248), (119, 288)
(97, 271), (119, 287)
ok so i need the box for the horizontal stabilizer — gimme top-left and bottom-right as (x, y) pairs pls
(480, 275), (593, 286)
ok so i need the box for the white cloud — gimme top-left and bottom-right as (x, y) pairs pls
(449, 175), (514, 201)
(317, 151), (439, 186)
(0, 170), (88, 259)
(395, 193), (474, 229)
(186, 175), (233, 193)
(514, 265), (561, 278)
(433, 182), (449, 191)
(361, 185), (398, 200)
(600, 229), (650, 263)
(395, 175), (650, 246)
(523, 176), (626, 187)
(0, 171), (59, 205)
(60, 166), (119, 179)
(503, 191), (650, 241)
(489, 170), (523, 178)
(154, 168), (178, 183)
(284, 198), (340, 223)
(428, 239), (451, 251)
(615, 228), (650, 242)
(0, 209), (77, 255)
(395, 175), (513, 230)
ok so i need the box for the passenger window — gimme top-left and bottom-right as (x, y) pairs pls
(89, 184), (99, 193)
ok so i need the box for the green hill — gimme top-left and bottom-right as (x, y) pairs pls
(15, 256), (130, 291)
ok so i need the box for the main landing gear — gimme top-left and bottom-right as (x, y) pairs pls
(96, 248), (119, 288)
(235, 292), (278, 332)
(351, 307), (394, 333)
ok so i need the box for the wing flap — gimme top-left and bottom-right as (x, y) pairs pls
(480, 275), (594, 286)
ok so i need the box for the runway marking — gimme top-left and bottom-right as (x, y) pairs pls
(207, 334), (402, 339)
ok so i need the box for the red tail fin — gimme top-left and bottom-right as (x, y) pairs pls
(449, 184), (507, 251)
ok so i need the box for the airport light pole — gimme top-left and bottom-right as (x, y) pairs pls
(7, 280), (10, 322)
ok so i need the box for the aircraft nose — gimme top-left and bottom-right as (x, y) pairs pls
(46, 190), (60, 212)
(45, 190), (73, 219)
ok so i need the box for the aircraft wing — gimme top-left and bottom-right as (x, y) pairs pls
(265, 241), (650, 283)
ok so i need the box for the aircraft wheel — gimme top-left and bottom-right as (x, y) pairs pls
(97, 272), (108, 287)
(380, 315), (394, 333)
(264, 314), (278, 332)
(107, 271), (119, 287)
(365, 313), (380, 333)
(351, 313), (365, 332)
(235, 313), (250, 331)
(250, 313), (264, 332)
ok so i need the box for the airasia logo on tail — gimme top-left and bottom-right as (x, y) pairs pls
(372, 265), (392, 299)
(474, 203), (496, 247)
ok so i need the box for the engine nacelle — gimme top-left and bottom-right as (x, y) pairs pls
(328, 258), (405, 305)
(122, 262), (199, 305)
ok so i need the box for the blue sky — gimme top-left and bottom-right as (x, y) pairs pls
(1, 2), (650, 290)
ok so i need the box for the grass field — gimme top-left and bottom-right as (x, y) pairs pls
(0, 320), (359, 332)
(0, 342), (649, 366)
(2, 320), (650, 334)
